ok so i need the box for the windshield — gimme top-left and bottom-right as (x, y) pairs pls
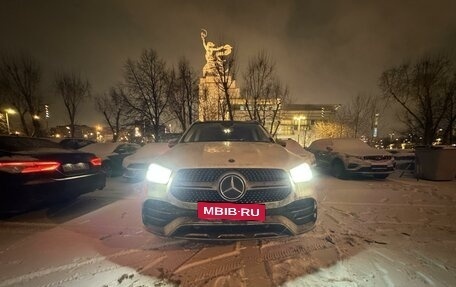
(181, 122), (274, 143)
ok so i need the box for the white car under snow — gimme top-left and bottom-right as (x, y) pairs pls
(307, 138), (395, 179)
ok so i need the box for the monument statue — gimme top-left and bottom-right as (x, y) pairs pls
(200, 29), (232, 76)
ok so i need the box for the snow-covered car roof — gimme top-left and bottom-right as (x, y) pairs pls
(79, 142), (140, 159)
(122, 143), (170, 168)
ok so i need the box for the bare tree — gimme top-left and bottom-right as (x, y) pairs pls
(122, 49), (171, 141)
(95, 86), (127, 142)
(242, 51), (288, 135)
(168, 58), (198, 131)
(314, 120), (353, 139)
(212, 44), (237, 121)
(0, 53), (43, 136)
(54, 71), (90, 137)
(441, 73), (456, 144)
(337, 93), (385, 138)
(380, 55), (456, 145)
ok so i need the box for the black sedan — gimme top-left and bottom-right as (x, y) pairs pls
(0, 136), (106, 213)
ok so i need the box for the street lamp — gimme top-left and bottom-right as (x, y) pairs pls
(293, 115), (306, 146)
(4, 108), (16, 134)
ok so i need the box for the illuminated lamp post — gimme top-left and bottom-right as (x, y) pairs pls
(293, 115), (306, 146)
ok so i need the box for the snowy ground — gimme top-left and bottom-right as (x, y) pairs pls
(0, 170), (455, 287)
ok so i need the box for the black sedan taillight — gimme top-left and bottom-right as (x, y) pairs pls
(90, 157), (102, 166)
(0, 161), (61, 174)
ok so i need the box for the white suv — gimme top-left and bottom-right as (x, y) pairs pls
(142, 121), (317, 240)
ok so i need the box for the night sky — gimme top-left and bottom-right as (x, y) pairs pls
(1, 0), (456, 129)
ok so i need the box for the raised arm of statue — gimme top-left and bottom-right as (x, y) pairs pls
(200, 29), (233, 76)
(201, 29), (208, 50)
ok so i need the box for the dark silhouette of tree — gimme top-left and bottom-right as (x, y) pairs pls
(122, 49), (172, 141)
(380, 55), (456, 145)
(242, 51), (288, 135)
(0, 53), (44, 136)
(95, 86), (127, 142)
(54, 71), (91, 138)
(168, 58), (198, 131)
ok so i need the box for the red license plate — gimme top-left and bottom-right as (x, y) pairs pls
(198, 202), (266, 221)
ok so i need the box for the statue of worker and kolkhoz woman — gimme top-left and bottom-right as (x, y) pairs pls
(200, 29), (233, 77)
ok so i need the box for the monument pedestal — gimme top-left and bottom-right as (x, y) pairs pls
(198, 75), (242, 121)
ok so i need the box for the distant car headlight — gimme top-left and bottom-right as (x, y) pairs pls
(146, 163), (172, 184)
(290, 163), (313, 183)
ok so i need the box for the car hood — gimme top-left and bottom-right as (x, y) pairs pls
(152, 142), (306, 170)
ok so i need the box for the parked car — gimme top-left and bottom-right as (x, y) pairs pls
(80, 142), (141, 177)
(0, 135), (106, 213)
(281, 138), (316, 167)
(122, 142), (170, 181)
(142, 121), (317, 240)
(307, 138), (394, 179)
(59, 138), (96, 149)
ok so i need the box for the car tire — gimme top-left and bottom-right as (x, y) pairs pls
(102, 160), (113, 177)
(332, 160), (347, 179)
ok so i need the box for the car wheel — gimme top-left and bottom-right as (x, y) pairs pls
(373, 174), (389, 179)
(332, 160), (347, 179)
(102, 160), (113, 177)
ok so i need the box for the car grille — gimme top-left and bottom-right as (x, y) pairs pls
(170, 187), (291, 203)
(364, 155), (392, 161)
(173, 168), (289, 182)
(170, 168), (291, 203)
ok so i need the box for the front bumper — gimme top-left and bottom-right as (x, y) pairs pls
(345, 158), (395, 175)
(142, 198), (317, 240)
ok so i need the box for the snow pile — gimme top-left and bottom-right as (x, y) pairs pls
(282, 139), (316, 165)
(79, 143), (123, 159)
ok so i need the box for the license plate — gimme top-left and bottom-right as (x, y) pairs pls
(62, 163), (89, 172)
(198, 202), (265, 221)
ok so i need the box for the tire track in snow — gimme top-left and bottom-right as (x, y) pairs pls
(173, 242), (241, 273)
(0, 239), (187, 287)
(372, 261), (395, 287)
(172, 242), (244, 286)
(324, 202), (453, 208)
(0, 250), (138, 287)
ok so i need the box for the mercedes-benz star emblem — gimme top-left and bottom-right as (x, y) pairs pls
(218, 174), (246, 202)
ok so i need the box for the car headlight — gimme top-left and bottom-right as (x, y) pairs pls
(290, 163), (313, 183)
(146, 163), (172, 184)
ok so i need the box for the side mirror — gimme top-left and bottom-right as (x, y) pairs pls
(168, 139), (178, 148)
